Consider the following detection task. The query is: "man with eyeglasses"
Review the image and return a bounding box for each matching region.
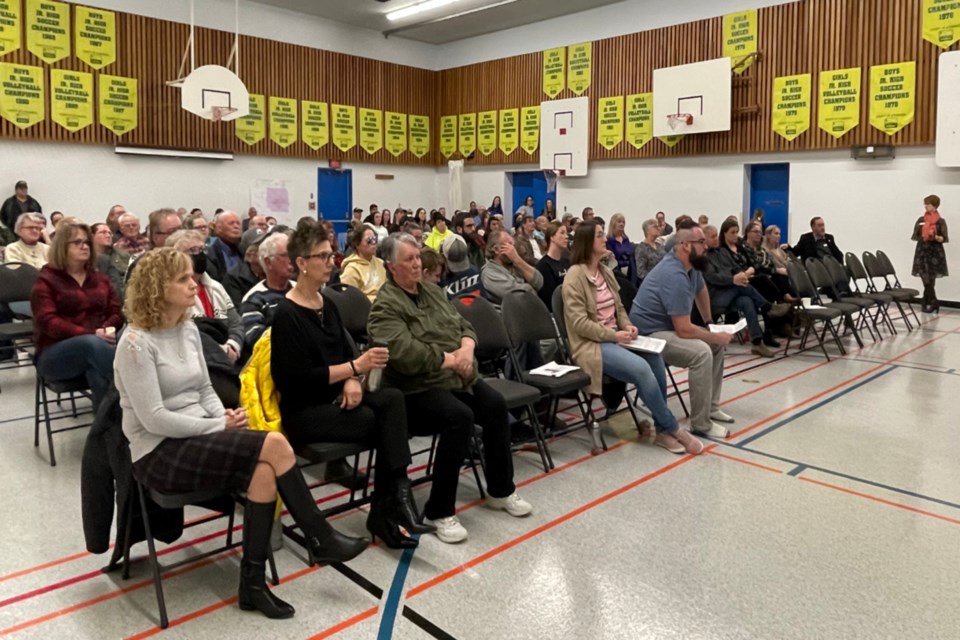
[123,208,183,286]
[629,221,735,439]
[113,213,151,257]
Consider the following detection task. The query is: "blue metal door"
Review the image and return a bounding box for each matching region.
[749,163,789,237]
[510,171,556,225]
[317,168,352,248]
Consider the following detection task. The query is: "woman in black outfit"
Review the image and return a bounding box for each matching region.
[912,194,949,313]
[536,220,570,308]
[271,220,434,548]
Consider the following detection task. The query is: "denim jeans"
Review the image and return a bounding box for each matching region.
[710,285,768,341]
[36,334,116,411]
[599,342,678,434]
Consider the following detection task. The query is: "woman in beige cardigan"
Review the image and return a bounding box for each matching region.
[561,222,702,455]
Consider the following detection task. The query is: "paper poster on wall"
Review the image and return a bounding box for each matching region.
[0,62,44,129]
[658,135,684,148]
[385,111,407,157]
[818,67,861,139]
[51,68,92,132]
[439,115,457,158]
[520,106,540,154]
[771,73,811,141]
[869,61,915,135]
[235,94,265,145]
[567,42,591,95]
[99,74,137,135]
[251,179,291,218]
[625,93,653,150]
[331,104,356,152]
[459,112,476,157]
[360,107,383,154]
[477,110,497,156]
[597,96,624,150]
[26,0,70,63]
[722,9,757,74]
[499,108,518,155]
[301,100,328,150]
[409,114,429,158]
[923,0,960,48]
[543,47,565,98]
[268,97,297,148]
[75,5,116,69]
[0,0,21,56]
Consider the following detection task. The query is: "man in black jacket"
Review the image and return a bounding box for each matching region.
[791,216,843,262]
[1,180,42,234]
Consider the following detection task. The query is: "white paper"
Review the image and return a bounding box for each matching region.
[803,302,828,309]
[709,318,748,334]
[529,362,580,377]
[622,336,667,354]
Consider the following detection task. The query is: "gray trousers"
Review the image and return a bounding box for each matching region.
[650,331,725,431]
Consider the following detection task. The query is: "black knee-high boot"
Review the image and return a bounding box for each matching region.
[275,468,368,565]
[392,476,436,534]
[239,501,295,619]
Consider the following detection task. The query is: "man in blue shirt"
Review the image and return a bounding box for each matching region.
[629,224,734,438]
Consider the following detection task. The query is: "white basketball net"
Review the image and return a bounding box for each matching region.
[544,170,559,192]
[211,106,238,122]
[666,113,693,131]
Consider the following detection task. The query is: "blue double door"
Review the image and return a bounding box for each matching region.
[510,171,556,224]
[748,163,790,238]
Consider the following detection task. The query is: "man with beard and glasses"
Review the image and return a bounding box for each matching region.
[452,210,485,269]
[629,222,734,439]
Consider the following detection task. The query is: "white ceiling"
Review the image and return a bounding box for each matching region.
[250,0,626,44]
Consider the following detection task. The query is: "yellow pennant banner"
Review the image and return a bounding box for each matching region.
[818,67,861,139]
[625,93,653,150]
[0,0,21,56]
[385,111,407,157]
[597,96,624,150]
[75,6,116,69]
[409,114,429,158]
[51,68,92,132]
[723,9,758,74]
[26,0,70,63]
[658,135,684,148]
[99,74,136,135]
[567,42,591,95]
[922,0,960,48]
[235,94,265,145]
[499,108,518,155]
[869,61,915,135]
[331,104,356,152]
[478,110,497,156]
[268,97,297,148]
[520,106,540,155]
[439,115,457,158]
[771,73,811,141]
[301,100,328,150]
[360,107,383,155]
[0,62,43,129]
[543,47,565,98]
[459,112,476,157]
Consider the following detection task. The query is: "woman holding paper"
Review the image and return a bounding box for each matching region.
[562,222,702,455]
[912,194,948,313]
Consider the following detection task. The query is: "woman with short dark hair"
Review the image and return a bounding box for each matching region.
[912,194,949,313]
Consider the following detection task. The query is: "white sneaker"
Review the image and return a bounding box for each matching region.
[427,516,468,544]
[692,422,729,438]
[486,492,533,517]
[710,410,735,423]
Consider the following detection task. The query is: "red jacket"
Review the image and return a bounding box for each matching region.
[31,265,123,357]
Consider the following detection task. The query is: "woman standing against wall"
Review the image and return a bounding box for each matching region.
[912,194,948,313]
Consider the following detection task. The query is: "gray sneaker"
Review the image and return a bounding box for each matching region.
[692,422,729,438]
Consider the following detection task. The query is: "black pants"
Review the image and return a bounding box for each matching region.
[404,378,515,519]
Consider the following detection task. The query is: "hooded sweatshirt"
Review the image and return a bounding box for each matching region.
[340,253,387,302]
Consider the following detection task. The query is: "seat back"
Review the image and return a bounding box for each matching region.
[323,283,371,344]
[861,251,883,279]
[0,262,41,305]
[844,252,874,293]
[803,258,835,301]
[452,294,511,359]
[875,250,901,287]
[501,289,558,345]
[822,256,850,289]
[786,260,816,299]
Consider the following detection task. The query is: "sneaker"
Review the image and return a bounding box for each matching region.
[768,302,792,318]
[427,516,468,544]
[673,430,704,455]
[486,492,533,517]
[692,422,729,438]
[710,410,735,423]
[751,342,776,358]
[654,432,685,454]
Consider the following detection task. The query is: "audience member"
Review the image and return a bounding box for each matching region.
[113,213,151,256]
[791,216,843,262]
[1,180,41,233]
[480,230,543,305]
[148,207,183,250]
[441,234,483,300]
[453,210,485,268]
[183,211,213,246]
[515,195,535,224]
[488,196,503,217]
[582,207,595,222]
[742,220,794,302]
[661,215,693,252]
[513,212,543,266]
[606,213,635,283]
[698,214,710,226]
[401,221,423,246]
[265,215,278,229]
[105,204,126,240]
[634,218,666,284]
[414,207,430,231]
[239,231,292,354]
[762,225,790,275]
[364,210,390,243]
[424,211,454,251]
[655,211,673,236]
[206,210,244,282]
[536,221,570,308]
[91,222,128,299]
[421,246,446,285]
[241,206,258,231]
[4,213,49,268]
[49,211,64,239]
[484,214,504,239]
[224,228,267,307]
[340,224,386,302]
[542,198,556,221]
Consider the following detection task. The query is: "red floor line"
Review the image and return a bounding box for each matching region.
[797,477,960,526]
[0,551,92,585]
[705,450,783,474]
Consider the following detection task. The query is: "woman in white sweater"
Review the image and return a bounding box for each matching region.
[114,248,367,621]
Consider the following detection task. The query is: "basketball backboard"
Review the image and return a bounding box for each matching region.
[936,51,960,167]
[652,57,732,137]
[540,96,589,176]
[181,65,250,122]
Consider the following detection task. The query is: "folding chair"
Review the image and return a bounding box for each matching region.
[804,258,872,346]
[847,252,914,332]
[34,373,94,466]
[323,283,371,346]
[862,251,921,327]
[823,255,896,336]
[0,262,40,374]
[785,261,845,360]
[876,250,921,296]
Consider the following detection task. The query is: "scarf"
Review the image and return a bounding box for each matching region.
[922,211,941,242]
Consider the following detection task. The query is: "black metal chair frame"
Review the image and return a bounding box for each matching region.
[0,262,40,377]
[804,258,873,347]
[34,373,94,466]
[784,261,845,360]
[822,255,897,336]
[862,251,921,328]
[847,252,914,332]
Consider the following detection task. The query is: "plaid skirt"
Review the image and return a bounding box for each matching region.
[133,429,268,495]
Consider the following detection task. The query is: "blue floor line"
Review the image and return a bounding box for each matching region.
[787,464,807,477]
[377,541,418,640]
[828,357,958,376]
[737,366,896,447]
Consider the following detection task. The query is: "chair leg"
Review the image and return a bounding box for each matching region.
[524,404,553,472]
[894,300,914,332]
[469,428,486,499]
[826,320,846,355]
[121,496,135,579]
[40,382,56,467]
[576,392,606,454]
[137,481,169,629]
[33,376,41,448]
[666,367,689,418]
[815,322,832,361]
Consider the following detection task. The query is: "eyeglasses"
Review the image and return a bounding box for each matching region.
[305,251,335,262]
[364,236,378,245]
[684,239,707,245]
[21,226,44,232]
[184,246,204,256]
[68,239,92,247]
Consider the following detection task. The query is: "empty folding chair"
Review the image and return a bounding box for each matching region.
[804,258,872,346]
[863,251,921,327]
[847,252,913,331]
[785,261,845,359]
[822,255,896,336]
[0,262,40,374]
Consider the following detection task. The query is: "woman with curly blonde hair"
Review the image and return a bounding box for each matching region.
[115,248,368,621]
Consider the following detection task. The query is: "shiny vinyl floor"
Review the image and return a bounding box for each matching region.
[1,309,958,639]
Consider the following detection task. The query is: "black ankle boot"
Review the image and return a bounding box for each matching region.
[367,495,418,549]
[238,501,295,619]
[393,477,436,535]
[275,468,369,565]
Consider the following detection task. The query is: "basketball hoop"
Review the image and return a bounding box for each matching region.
[666,113,694,131]
[544,169,561,192]
[211,105,238,122]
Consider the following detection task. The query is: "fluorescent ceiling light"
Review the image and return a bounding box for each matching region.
[115,146,234,161]
[386,0,460,22]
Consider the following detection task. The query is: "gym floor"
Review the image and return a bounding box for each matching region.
[1,308,956,639]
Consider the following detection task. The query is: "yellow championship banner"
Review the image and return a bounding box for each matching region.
[597,96,624,150]
[268,97,297,148]
[625,93,653,150]
[923,0,960,48]
[439,115,457,158]
[869,61,915,135]
[658,135,684,148]
[543,47,565,98]
[477,110,497,156]
[235,94,265,145]
[359,107,383,155]
[75,6,115,69]
[723,9,758,74]
[26,0,70,63]
[409,114,429,158]
[771,73,811,141]
[99,74,136,135]
[520,106,540,154]
[459,112,476,157]
[51,68,92,132]
[0,0,21,56]
[385,111,407,157]
[499,108,518,155]
[567,42,591,95]
[301,100,328,150]
[818,67,861,139]
[0,62,43,128]
[331,104,356,152]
